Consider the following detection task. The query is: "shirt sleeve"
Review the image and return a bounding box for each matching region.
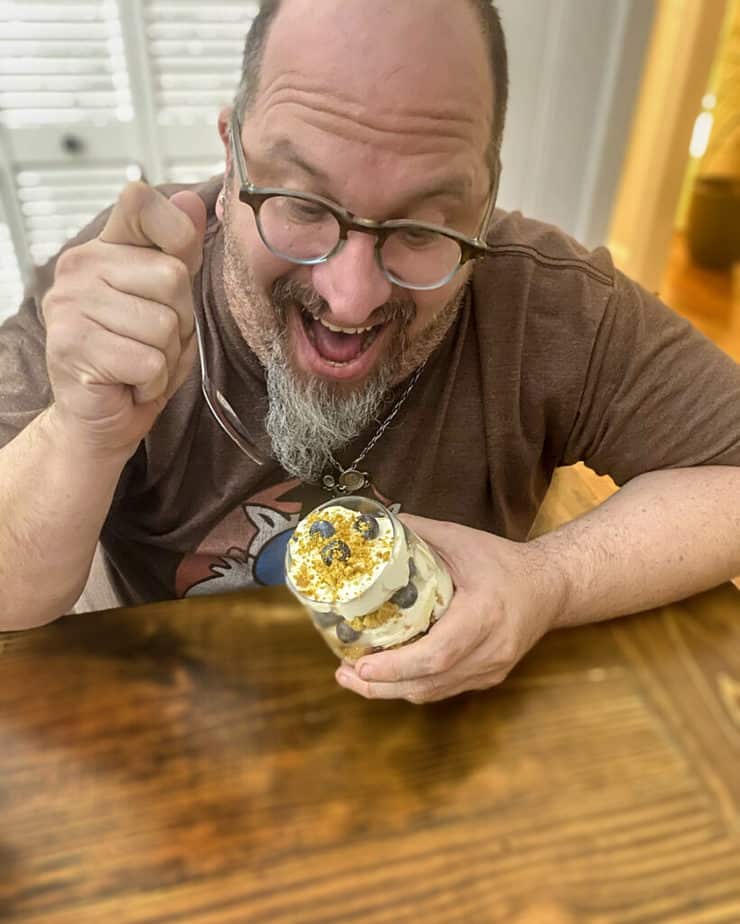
[0,288,52,449]
[562,269,740,484]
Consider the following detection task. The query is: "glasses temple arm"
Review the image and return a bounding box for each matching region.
[230,109,250,187]
[192,306,265,466]
[474,153,502,246]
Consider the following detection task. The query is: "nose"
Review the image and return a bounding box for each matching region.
[310,230,393,326]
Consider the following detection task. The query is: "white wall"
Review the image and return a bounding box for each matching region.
[496,0,656,248]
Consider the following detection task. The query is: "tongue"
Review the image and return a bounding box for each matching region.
[311,319,365,363]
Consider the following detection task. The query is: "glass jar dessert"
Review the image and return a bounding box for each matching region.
[285,496,454,662]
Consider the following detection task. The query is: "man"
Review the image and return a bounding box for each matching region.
[1,0,739,703]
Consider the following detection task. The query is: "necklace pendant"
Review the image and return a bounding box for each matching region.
[337,469,369,493]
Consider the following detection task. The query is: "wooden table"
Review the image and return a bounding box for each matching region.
[2,467,740,924]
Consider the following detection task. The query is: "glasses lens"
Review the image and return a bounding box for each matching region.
[380,227,462,288]
[257,195,341,262]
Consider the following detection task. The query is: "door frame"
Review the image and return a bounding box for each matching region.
[607,0,729,293]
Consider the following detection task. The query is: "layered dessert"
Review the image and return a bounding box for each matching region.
[285,496,453,661]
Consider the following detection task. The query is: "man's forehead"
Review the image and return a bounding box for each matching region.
[254,0,494,139]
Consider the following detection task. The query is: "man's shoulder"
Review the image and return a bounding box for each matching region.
[476,209,616,293]
[469,210,620,363]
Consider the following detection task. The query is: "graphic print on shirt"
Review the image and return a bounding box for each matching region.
[175,479,398,598]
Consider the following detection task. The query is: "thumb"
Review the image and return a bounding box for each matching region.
[100,182,206,276]
[168,190,208,274]
[398,512,465,570]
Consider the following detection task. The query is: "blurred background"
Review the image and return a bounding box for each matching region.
[1,0,738,350]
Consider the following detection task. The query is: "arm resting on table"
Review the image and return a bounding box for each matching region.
[530,466,740,628]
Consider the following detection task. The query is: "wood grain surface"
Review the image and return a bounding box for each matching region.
[661,232,740,363]
[1,466,739,924]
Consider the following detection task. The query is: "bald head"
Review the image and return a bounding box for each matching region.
[234,0,508,167]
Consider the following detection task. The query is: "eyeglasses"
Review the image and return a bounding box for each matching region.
[194,114,501,465]
[192,305,265,465]
[229,110,499,291]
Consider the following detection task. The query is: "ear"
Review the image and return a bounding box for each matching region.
[215,186,226,222]
[216,106,234,222]
[217,106,233,171]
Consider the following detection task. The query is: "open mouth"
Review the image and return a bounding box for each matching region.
[300,308,385,364]
[289,304,392,381]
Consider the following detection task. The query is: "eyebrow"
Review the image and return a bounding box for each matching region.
[259,138,473,213]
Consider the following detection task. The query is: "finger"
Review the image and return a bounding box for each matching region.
[77,290,181,393]
[100,183,206,277]
[335,663,422,701]
[169,189,208,251]
[95,245,195,341]
[164,333,197,400]
[336,663,489,703]
[82,288,182,374]
[398,512,467,572]
[353,592,478,683]
[70,326,170,404]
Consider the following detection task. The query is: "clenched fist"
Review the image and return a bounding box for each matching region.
[42,182,207,458]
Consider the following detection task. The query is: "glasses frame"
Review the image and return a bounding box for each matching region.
[193,113,502,465]
[229,110,499,291]
[192,306,265,464]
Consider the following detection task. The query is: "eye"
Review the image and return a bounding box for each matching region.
[396,227,441,249]
[284,198,330,223]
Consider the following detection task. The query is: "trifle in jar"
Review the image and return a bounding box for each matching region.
[285,496,453,662]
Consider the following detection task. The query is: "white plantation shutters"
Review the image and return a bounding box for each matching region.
[15,164,137,266]
[144,0,257,181]
[0,1,134,130]
[146,2,256,113]
[0,0,257,320]
[0,1,658,322]
[0,202,25,313]
[0,0,138,298]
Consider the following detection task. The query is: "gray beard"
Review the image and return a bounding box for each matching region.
[221,187,466,483]
[263,338,395,482]
[257,276,414,483]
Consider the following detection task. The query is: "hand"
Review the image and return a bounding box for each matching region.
[42,182,207,459]
[335,513,566,703]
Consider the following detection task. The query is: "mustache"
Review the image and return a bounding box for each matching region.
[270,277,416,329]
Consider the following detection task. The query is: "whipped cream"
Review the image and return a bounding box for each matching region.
[348,538,454,649]
[287,505,400,609]
[285,498,453,660]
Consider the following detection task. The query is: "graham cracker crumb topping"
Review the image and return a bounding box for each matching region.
[288,506,393,603]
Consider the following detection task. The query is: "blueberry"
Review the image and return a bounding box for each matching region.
[309,519,335,539]
[354,513,379,540]
[336,620,362,643]
[391,581,418,609]
[313,610,341,629]
[320,539,351,566]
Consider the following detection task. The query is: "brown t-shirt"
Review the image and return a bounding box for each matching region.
[2,175,740,611]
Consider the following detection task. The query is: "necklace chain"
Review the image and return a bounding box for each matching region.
[323,361,426,494]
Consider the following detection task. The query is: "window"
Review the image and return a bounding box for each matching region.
[0,0,257,319]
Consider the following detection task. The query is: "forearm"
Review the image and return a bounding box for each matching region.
[0,406,129,629]
[529,466,740,629]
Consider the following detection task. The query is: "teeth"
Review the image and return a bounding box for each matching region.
[318,318,377,335]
